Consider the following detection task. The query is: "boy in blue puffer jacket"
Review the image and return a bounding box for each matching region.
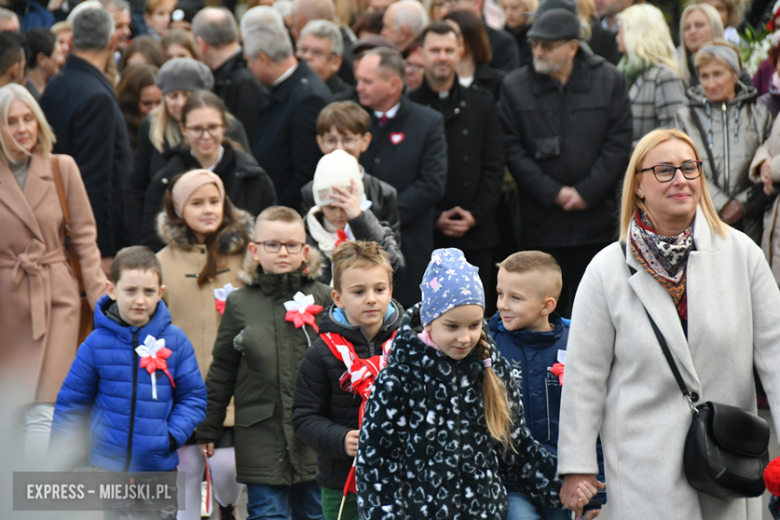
[490,251,606,520]
[51,246,206,515]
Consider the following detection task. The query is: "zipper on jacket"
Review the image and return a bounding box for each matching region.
[722,103,730,197]
[545,375,551,441]
[125,330,140,472]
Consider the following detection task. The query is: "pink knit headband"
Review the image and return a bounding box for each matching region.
[172,170,225,217]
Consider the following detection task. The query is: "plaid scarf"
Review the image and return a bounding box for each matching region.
[629,211,694,319]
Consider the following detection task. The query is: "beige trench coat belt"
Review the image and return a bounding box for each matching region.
[0,240,67,340]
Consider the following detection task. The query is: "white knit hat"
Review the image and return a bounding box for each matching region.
[312,150,364,207]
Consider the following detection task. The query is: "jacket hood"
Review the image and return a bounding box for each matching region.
[94,294,172,342]
[686,81,758,107]
[157,204,253,253]
[488,312,568,349]
[238,246,324,287]
[388,303,499,382]
[319,299,404,346]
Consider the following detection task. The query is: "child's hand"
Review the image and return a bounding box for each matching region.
[200,443,215,458]
[330,180,363,220]
[345,430,359,457]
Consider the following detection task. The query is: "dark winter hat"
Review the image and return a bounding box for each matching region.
[172,0,206,25]
[529,0,577,16]
[352,34,396,56]
[156,57,214,94]
[527,8,580,41]
[420,248,484,327]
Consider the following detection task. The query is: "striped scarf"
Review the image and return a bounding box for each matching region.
[629,211,694,319]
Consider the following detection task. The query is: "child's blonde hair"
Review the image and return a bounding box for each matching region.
[476,331,515,451]
[331,241,393,292]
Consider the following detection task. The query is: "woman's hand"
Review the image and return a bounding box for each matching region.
[329,180,363,220]
[561,474,604,519]
[760,161,776,196]
[719,199,743,225]
[200,443,215,458]
[345,430,359,457]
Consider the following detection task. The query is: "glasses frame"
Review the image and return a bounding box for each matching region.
[184,123,225,138]
[640,160,703,183]
[252,240,305,253]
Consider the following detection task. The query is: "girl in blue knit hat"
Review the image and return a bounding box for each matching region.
[355,248,599,520]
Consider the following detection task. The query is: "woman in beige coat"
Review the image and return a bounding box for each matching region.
[748,115,780,285]
[155,169,253,520]
[557,129,780,520]
[0,84,105,458]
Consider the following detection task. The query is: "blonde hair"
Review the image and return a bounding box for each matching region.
[677,3,724,85]
[149,101,183,153]
[694,0,747,28]
[475,331,515,451]
[0,84,56,160]
[499,251,563,300]
[331,240,393,292]
[618,3,680,75]
[577,0,596,41]
[619,129,727,241]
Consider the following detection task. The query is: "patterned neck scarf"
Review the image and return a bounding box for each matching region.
[629,211,695,319]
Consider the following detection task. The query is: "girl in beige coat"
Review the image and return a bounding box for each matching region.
[0,85,106,459]
[557,129,780,520]
[155,170,253,520]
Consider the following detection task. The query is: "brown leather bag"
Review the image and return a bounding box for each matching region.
[50,155,93,345]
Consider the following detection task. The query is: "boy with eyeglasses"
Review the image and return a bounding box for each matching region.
[196,206,332,520]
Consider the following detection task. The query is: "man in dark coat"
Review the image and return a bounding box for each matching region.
[499,7,632,317]
[356,48,448,308]
[244,20,332,209]
[409,22,504,290]
[192,6,266,140]
[41,5,131,260]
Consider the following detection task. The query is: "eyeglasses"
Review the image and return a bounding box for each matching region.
[296,46,334,59]
[405,63,424,73]
[640,161,703,182]
[322,135,361,147]
[185,124,224,138]
[528,39,573,52]
[252,240,305,253]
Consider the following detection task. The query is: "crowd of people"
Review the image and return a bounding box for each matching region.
[4,0,780,518]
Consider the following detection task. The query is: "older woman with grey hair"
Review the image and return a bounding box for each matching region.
[676,3,724,86]
[674,40,773,242]
[0,84,106,462]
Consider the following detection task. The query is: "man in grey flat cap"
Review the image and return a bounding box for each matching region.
[499,6,632,318]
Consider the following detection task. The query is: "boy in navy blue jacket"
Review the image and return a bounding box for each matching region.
[490,251,605,520]
[50,246,207,518]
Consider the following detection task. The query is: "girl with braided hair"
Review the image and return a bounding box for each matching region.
[355,248,599,519]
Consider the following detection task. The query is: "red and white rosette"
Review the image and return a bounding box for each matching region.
[135,335,176,400]
[214,283,237,314]
[283,291,323,346]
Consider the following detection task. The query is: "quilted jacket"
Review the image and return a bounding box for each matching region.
[355,304,562,520]
[50,295,207,472]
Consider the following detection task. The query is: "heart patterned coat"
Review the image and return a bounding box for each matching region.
[356,305,562,519]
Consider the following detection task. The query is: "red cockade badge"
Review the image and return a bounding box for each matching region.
[214,283,237,314]
[135,335,176,400]
[551,363,564,385]
[284,292,323,346]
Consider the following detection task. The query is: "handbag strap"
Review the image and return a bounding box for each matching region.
[621,242,697,411]
[50,155,87,294]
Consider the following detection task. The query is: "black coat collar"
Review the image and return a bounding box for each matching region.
[62,54,114,93]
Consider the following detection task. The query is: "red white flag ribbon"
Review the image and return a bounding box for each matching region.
[135,335,176,400]
[283,292,323,346]
[214,283,237,314]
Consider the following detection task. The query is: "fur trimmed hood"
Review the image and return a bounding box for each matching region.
[238,246,324,286]
[156,206,253,255]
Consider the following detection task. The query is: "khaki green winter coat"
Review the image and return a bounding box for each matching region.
[197,249,332,485]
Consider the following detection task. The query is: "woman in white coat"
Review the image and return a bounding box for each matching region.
[556,128,780,520]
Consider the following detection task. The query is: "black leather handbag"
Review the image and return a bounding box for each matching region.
[643,301,770,499]
[624,248,770,499]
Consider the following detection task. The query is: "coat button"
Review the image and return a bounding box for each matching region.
[460,101,466,107]
[454,108,460,114]
[463,156,469,162]
[301,78,308,85]
[462,129,468,135]
[690,392,699,402]
[278,457,284,462]
[464,182,470,188]
[374,158,381,164]
[162,178,168,184]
